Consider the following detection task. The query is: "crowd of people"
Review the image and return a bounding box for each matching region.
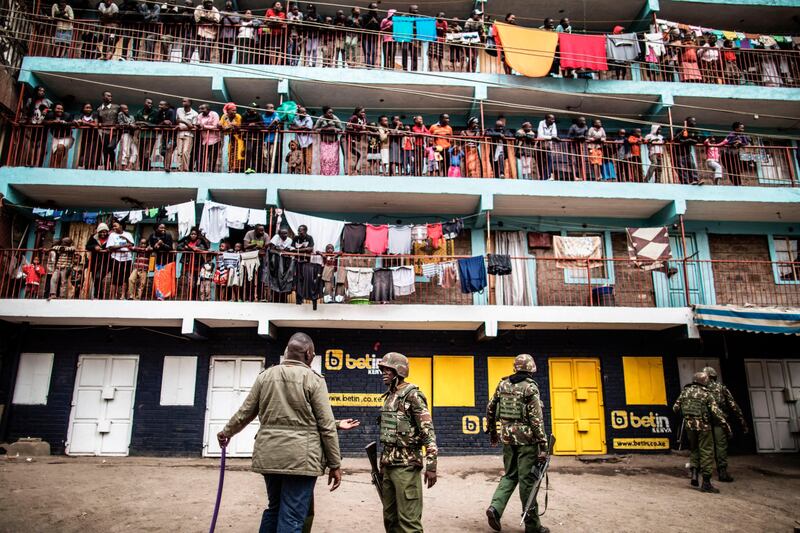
[41,0,800,84]
[16,222,340,305]
[20,87,763,184]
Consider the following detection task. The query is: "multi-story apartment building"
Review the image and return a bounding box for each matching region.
[0,0,798,459]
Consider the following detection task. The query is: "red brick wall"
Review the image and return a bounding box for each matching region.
[708,234,800,307]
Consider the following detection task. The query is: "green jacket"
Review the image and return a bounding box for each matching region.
[222,360,341,477]
[486,374,547,449]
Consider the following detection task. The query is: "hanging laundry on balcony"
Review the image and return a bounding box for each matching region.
[493,22,558,77]
[296,262,324,307]
[285,210,345,253]
[442,219,463,240]
[388,225,413,255]
[605,32,639,63]
[458,256,487,294]
[199,201,229,243]
[165,200,196,238]
[439,262,459,288]
[342,223,367,254]
[411,224,428,243]
[153,262,176,300]
[553,236,603,269]
[426,223,444,245]
[346,267,374,298]
[415,18,437,42]
[393,16,416,43]
[694,305,800,335]
[128,210,143,224]
[247,209,267,227]
[113,210,130,221]
[371,269,395,302]
[82,211,99,224]
[268,251,295,294]
[625,227,672,271]
[487,254,513,276]
[225,205,250,230]
[558,33,608,71]
[392,266,416,296]
[365,224,390,254]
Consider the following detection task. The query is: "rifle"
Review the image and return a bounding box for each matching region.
[677,418,686,451]
[365,441,384,505]
[521,433,556,526]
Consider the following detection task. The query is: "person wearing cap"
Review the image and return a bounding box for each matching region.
[673,371,731,493]
[377,352,437,532]
[485,354,549,533]
[702,366,749,482]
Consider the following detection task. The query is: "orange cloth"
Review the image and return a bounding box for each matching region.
[493,22,558,77]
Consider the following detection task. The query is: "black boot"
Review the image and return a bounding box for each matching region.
[690,467,699,487]
[718,467,734,482]
[485,506,501,532]
[700,475,719,493]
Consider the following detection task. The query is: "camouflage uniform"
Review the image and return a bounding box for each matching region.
[672,373,731,492]
[704,367,748,479]
[379,353,437,533]
[486,354,548,533]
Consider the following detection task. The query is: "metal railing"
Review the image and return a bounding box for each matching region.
[2,248,798,308]
[7,124,797,186]
[18,16,800,87]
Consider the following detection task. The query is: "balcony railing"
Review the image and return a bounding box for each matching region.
[7,124,797,186]
[2,248,798,309]
[18,16,800,87]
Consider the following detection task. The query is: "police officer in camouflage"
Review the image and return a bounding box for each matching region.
[377,352,438,533]
[702,366,749,482]
[672,371,731,493]
[485,354,549,533]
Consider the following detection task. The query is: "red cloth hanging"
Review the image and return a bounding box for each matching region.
[558,33,608,71]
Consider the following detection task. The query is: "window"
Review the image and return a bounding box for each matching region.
[771,236,800,282]
[160,356,198,406]
[432,356,474,407]
[622,357,666,405]
[12,353,54,405]
[562,231,615,285]
[487,357,516,397]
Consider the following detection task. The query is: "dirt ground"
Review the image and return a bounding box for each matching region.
[1,453,799,533]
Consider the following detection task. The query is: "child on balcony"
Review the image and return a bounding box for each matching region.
[448,144,463,177]
[22,256,46,299]
[69,253,85,299]
[117,104,138,171]
[704,136,729,185]
[286,139,304,174]
[128,238,150,300]
[319,244,345,303]
[198,259,214,301]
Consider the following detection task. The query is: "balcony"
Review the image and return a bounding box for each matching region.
[20,17,800,88]
[2,248,798,309]
[7,124,798,187]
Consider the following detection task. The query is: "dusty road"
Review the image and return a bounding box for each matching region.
[1,453,798,533]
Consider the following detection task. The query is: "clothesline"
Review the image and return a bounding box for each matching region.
[654,18,798,46]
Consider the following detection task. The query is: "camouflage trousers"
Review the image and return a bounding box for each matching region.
[712,426,728,470]
[382,465,423,533]
[687,429,715,477]
[490,444,542,532]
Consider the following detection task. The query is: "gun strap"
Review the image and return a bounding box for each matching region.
[538,472,549,516]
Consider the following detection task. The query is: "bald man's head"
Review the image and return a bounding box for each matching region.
[285,332,315,365]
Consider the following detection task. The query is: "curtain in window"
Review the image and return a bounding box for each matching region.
[493,231,531,306]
